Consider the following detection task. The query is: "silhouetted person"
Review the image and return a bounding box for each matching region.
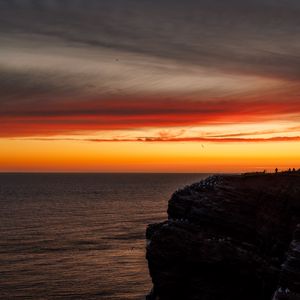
[275,168,278,174]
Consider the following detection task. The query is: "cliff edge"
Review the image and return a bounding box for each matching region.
[146,173,300,300]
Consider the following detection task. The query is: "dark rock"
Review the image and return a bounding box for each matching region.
[273,225,300,299]
[146,174,300,300]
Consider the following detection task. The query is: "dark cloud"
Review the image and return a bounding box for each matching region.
[17,136,300,144]
[0,67,83,102]
[0,0,299,80]
[87,136,300,143]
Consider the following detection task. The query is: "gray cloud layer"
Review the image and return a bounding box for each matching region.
[1,0,299,79]
[0,0,300,136]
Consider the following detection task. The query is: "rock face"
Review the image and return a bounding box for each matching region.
[146,173,300,300]
[273,225,300,300]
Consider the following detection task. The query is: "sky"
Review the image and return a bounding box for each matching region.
[0,0,300,172]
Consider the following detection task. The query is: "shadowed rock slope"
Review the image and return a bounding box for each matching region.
[146,173,300,300]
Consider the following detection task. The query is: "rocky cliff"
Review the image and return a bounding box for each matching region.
[146,173,300,300]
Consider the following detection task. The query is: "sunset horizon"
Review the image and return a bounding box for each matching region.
[1,1,300,173]
[1,1,300,299]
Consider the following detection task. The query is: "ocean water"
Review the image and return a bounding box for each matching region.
[0,173,209,299]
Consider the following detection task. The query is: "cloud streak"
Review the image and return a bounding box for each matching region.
[17,136,300,144]
[89,136,300,143]
[1,98,300,137]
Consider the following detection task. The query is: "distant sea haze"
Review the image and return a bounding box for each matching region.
[0,173,209,299]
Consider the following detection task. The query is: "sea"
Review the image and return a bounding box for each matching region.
[0,173,209,299]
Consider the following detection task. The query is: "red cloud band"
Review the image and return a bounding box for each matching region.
[1,98,300,137]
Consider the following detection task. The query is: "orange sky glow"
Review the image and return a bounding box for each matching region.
[1,1,299,172]
[1,132,300,173]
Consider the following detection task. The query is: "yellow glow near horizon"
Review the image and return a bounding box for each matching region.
[1,138,300,173]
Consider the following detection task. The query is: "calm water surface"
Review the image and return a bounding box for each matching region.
[0,173,209,299]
